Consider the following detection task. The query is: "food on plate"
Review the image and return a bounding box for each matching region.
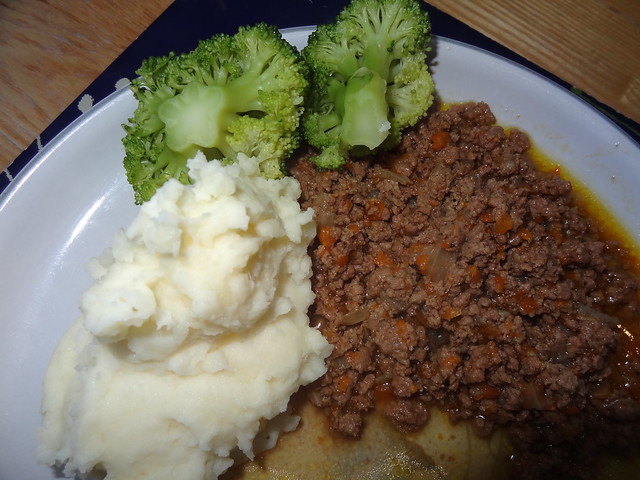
[289,101,640,479]
[122,23,308,204]
[36,0,640,478]
[37,153,332,480]
[301,0,435,170]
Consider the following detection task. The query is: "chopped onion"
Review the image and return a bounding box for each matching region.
[520,381,552,410]
[377,168,412,185]
[338,306,370,326]
[420,244,456,282]
[315,211,336,227]
[311,314,329,329]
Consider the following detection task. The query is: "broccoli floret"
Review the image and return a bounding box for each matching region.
[122,23,308,204]
[301,0,435,170]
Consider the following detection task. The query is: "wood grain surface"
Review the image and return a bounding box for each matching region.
[0,0,173,171]
[427,0,640,125]
[1,0,638,173]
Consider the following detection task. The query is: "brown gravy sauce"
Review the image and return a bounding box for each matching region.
[531,145,640,402]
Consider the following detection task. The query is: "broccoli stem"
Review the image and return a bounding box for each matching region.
[158,79,259,159]
[341,68,390,150]
[158,82,228,153]
[362,43,391,79]
[225,75,263,113]
[158,147,190,180]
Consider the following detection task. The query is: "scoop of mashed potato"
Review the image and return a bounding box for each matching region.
[37,153,332,480]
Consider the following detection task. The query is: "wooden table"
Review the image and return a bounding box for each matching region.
[428,0,640,126]
[1,0,638,172]
[0,0,173,171]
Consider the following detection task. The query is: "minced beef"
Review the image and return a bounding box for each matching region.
[289,102,640,479]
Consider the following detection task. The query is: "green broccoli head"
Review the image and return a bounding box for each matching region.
[301,0,435,170]
[122,23,308,204]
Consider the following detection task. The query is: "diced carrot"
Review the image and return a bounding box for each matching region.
[495,212,513,235]
[432,130,450,152]
[337,196,352,212]
[388,153,414,177]
[442,306,462,320]
[552,299,570,310]
[547,225,565,244]
[374,250,394,267]
[493,275,505,294]
[441,352,462,369]
[468,264,481,283]
[318,225,340,249]
[335,254,350,267]
[515,289,537,315]
[483,385,500,399]
[518,228,533,242]
[479,212,493,223]
[365,197,386,220]
[502,318,523,340]
[470,384,500,401]
[415,253,430,275]
[477,323,501,339]
[336,374,352,393]
[374,383,394,406]
[344,351,361,366]
[395,319,409,336]
[408,243,424,254]
[421,281,435,293]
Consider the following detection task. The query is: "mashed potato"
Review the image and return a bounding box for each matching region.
[37,153,332,480]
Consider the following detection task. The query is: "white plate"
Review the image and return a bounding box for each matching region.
[1,26,639,480]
